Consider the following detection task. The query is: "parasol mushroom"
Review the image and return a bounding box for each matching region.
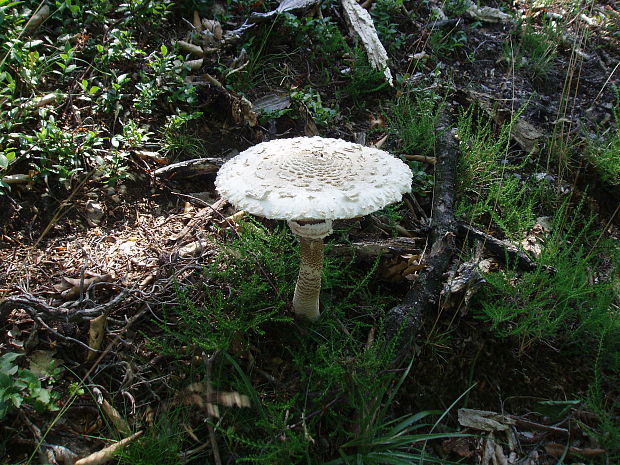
[215,136,412,321]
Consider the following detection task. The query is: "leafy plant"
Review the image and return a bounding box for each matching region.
[0,352,60,419]
[282,13,348,68]
[291,86,338,126]
[154,219,295,355]
[429,28,468,58]
[504,17,559,81]
[587,87,620,186]
[375,202,405,236]
[325,361,469,465]
[391,87,444,156]
[116,412,185,465]
[455,105,536,232]
[582,334,620,462]
[475,200,618,352]
[407,160,434,196]
[160,111,206,159]
[444,0,470,18]
[134,44,197,114]
[345,47,390,102]
[370,0,412,55]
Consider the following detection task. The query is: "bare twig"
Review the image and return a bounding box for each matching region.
[0,289,130,323]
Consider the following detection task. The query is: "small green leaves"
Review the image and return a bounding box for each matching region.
[0,352,21,375]
[0,352,60,419]
[0,151,13,170]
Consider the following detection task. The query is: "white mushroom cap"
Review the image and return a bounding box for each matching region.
[215,136,413,221]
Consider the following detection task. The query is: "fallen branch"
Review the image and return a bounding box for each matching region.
[23,4,51,35]
[330,237,421,257]
[0,290,130,323]
[74,431,143,465]
[169,197,227,244]
[153,158,225,179]
[404,154,436,165]
[385,112,459,346]
[457,223,540,271]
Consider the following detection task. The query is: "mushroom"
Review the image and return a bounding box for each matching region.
[215,136,413,321]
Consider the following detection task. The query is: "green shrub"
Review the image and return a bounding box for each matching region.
[154,219,296,355]
[0,352,60,419]
[587,87,620,186]
[391,88,444,156]
[475,201,619,353]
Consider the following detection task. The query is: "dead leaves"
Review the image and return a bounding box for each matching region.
[53,273,112,301]
[452,408,609,464]
[183,382,251,418]
[173,13,259,128]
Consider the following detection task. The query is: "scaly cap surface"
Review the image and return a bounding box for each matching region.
[215,136,413,220]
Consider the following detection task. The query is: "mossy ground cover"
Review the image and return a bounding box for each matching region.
[0,0,619,463]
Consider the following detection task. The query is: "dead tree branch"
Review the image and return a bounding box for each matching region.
[385,111,459,347]
[0,290,130,323]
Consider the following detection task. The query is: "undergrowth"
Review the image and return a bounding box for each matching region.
[139,218,464,464]
[152,220,296,355]
[391,87,444,156]
[587,86,620,186]
[475,199,619,353]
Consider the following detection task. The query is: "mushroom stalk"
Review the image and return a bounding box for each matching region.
[292,236,324,320]
[288,220,333,321]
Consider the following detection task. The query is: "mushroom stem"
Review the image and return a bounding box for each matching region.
[288,219,333,321]
[292,236,324,321]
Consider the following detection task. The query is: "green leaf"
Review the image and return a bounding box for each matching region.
[0,372,13,389]
[0,352,21,375]
[10,393,23,408]
[31,387,50,404]
[18,369,40,388]
[160,44,168,56]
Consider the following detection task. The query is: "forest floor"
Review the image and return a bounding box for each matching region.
[0,0,619,464]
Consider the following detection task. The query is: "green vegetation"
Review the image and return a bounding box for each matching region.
[391,87,444,156]
[0,352,60,419]
[454,106,547,239]
[1,0,619,463]
[370,0,412,55]
[117,414,185,465]
[503,17,560,81]
[345,48,390,103]
[154,220,296,355]
[476,201,619,351]
[136,218,462,464]
[587,87,620,186]
[0,0,200,192]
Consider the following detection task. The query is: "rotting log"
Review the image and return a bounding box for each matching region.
[385,111,459,347]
